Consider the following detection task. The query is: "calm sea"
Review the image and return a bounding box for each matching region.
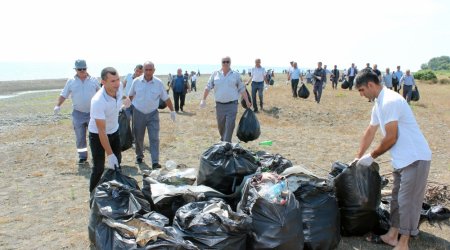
[0,62,291,81]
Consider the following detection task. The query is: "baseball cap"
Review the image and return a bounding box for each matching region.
[74,59,87,69]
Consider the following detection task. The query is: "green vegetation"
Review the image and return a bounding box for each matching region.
[421,56,450,70]
[414,70,437,80]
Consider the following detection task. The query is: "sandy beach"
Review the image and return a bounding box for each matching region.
[0,74,449,249]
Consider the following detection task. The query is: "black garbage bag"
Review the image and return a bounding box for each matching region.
[298,84,310,99]
[174,198,251,249]
[286,173,341,250]
[96,214,199,250]
[240,88,251,109]
[237,109,261,143]
[420,203,450,226]
[198,142,259,195]
[237,176,304,249]
[147,182,226,225]
[89,170,153,244]
[119,110,132,151]
[373,201,391,235]
[411,86,420,101]
[158,99,167,109]
[330,161,382,236]
[341,80,349,89]
[255,151,293,174]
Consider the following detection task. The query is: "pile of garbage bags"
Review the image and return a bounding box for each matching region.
[89,142,450,250]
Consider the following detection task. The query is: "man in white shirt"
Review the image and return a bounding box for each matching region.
[200,56,252,142]
[247,58,267,112]
[191,72,197,92]
[128,61,176,169]
[354,69,431,250]
[288,62,303,97]
[54,59,100,165]
[88,67,130,192]
[122,64,143,117]
[399,69,416,104]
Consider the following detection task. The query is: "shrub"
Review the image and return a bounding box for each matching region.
[414,70,437,80]
[439,78,450,84]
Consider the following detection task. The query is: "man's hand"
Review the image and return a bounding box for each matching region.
[349,158,359,166]
[200,100,206,109]
[123,97,131,109]
[170,111,176,122]
[357,154,374,167]
[54,106,61,115]
[245,100,252,109]
[107,154,119,170]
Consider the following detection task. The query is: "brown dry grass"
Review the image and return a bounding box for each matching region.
[0,73,449,249]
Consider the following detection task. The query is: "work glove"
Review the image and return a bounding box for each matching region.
[107,154,119,170]
[199,99,206,109]
[170,111,176,122]
[357,153,374,167]
[54,106,61,115]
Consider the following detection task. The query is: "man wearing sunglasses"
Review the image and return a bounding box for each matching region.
[54,59,100,165]
[200,56,252,142]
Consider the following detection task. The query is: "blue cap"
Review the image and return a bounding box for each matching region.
[74,59,87,69]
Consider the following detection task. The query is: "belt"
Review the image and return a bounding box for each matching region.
[216,100,238,105]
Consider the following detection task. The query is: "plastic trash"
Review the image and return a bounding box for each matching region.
[255,151,292,174]
[259,140,272,146]
[165,160,177,171]
[237,174,304,249]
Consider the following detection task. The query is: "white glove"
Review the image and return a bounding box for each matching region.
[357,153,374,167]
[107,154,119,170]
[54,106,61,115]
[123,98,131,109]
[200,100,206,109]
[170,111,176,122]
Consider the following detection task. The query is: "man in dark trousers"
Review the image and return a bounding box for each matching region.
[171,68,190,112]
[331,65,340,89]
[313,62,326,103]
[347,63,358,90]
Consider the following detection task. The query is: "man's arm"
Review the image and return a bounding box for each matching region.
[95,119,113,156]
[56,96,66,107]
[370,121,398,159]
[357,124,378,158]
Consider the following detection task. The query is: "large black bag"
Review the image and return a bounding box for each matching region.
[298,84,310,99]
[197,142,259,195]
[237,109,261,143]
[95,214,199,250]
[255,151,293,174]
[237,177,304,249]
[411,86,420,101]
[174,199,251,249]
[288,174,340,250]
[341,80,349,89]
[118,110,132,151]
[330,162,381,236]
[89,170,153,244]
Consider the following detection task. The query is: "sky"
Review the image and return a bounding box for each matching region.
[1,0,449,71]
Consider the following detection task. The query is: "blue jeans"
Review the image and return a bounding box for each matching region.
[72,110,90,160]
[313,82,323,103]
[251,81,264,111]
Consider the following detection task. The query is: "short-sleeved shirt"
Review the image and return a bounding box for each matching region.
[251,67,266,82]
[60,75,100,113]
[383,73,393,88]
[399,75,416,86]
[370,87,431,169]
[191,75,197,82]
[205,70,245,103]
[128,76,169,114]
[88,85,123,134]
[290,68,301,80]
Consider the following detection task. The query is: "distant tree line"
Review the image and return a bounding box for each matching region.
[420,56,450,70]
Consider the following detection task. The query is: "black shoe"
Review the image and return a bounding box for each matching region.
[136,158,143,164]
[152,163,162,169]
[78,158,87,165]
[254,109,259,113]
